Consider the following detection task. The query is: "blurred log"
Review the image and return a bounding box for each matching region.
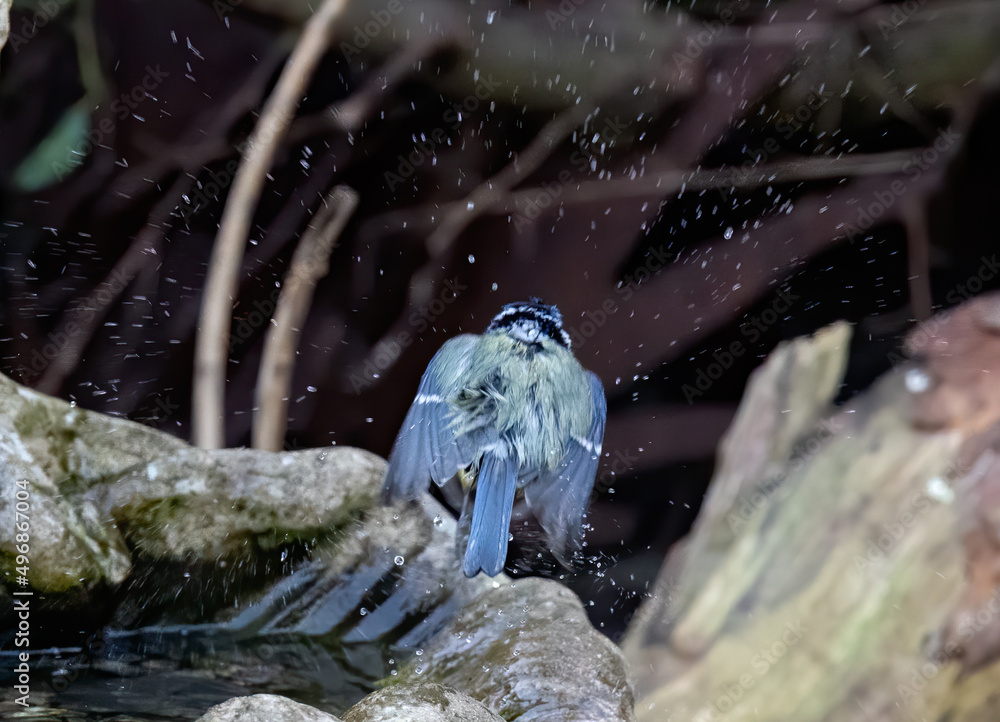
[622,293,1000,721]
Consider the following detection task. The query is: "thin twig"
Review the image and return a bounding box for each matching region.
[193,0,349,449]
[252,185,359,452]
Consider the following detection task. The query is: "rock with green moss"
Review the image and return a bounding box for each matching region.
[0,371,384,598]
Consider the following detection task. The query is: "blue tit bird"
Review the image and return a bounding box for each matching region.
[382,298,607,577]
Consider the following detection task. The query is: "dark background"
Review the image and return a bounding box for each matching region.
[3,0,1000,638]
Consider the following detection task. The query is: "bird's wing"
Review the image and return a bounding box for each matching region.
[383,335,480,502]
[524,371,606,562]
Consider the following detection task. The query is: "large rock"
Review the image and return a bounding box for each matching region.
[393,577,636,721]
[0,371,383,597]
[198,693,343,721]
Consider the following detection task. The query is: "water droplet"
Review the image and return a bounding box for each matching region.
[468,254,476,263]
[926,477,954,504]
[394,555,405,566]
[905,368,930,394]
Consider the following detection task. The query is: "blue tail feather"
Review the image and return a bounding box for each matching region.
[463,452,517,577]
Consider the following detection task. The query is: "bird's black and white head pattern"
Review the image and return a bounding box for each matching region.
[486,298,572,349]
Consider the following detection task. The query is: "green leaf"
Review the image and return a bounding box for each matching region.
[13,102,92,192]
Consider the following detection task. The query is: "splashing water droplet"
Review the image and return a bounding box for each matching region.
[905,368,930,394]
